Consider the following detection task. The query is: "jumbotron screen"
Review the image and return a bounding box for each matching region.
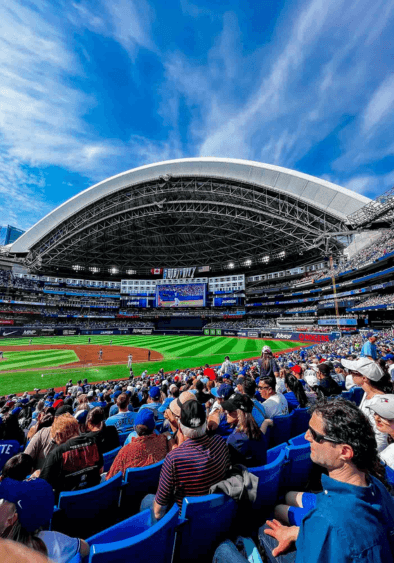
[156,283,206,308]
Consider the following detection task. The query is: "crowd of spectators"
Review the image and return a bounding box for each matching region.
[350,293,394,308]
[1,331,394,561]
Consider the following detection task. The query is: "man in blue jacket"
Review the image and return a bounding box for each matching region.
[260,398,394,563]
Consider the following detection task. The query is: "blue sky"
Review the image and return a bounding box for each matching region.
[1,0,394,231]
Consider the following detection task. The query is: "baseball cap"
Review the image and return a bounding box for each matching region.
[180,399,206,429]
[149,386,161,400]
[135,409,156,431]
[235,376,245,386]
[0,478,54,532]
[169,391,197,417]
[262,345,272,353]
[341,358,384,381]
[217,383,233,399]
[291,365,302,375]
[367,395,394,420]
[221,393,254,414]
[55,405,73,416]
[75,410,88,423]
[383,354,394,361]
[87,390,94,397]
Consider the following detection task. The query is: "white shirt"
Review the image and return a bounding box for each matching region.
[38,531,79,563]
[275,378,286,394]
[359,393,388,453]
[379,443,394,469]
[388,364,394,382]
[345,374,357,390]
[263,393,289,418]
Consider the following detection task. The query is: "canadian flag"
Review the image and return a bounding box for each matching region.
[151,268,163,275]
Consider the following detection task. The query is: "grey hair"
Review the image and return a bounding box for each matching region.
[179,421,207,439]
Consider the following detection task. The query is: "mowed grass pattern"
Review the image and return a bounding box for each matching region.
[0,334,303,395]
[0,350,79,372]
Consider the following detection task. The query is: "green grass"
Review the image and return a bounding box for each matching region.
[0,334,303,395]
[0,350,79,372]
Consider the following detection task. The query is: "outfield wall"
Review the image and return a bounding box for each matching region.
[0,326,343,340]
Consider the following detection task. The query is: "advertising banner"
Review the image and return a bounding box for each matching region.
[204,329,210,335]
[0,320,14,325]
[216,329,222,335]
[247,331,259,338]
[131,328,153,335]
[213,297,241,306]
[271,331,340,342]
[0,328,40,337]
[318,318,357,326]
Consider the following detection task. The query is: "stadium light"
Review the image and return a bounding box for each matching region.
[261,256,270,263]
[245,259,252,266]
[126,269,136,275]
[279,251,286,259]
[109,267,118,274]
[72,265,83,271]
[228,262,235,269]
[89,266,100,273]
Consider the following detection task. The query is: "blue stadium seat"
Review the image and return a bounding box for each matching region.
[340,391,353,401]
[175,493,238,562]
[249,448,287,512]
[79,504,179,563]
[385,465,394,487]
[270,412,294,447]
[121,459,164,517]
[282,443,312,491]
[103,446,121,473]
[351,387,364,406]
[0,440,20,473]
[50,472,123,539]
[288,433,308,446]
[117,431,131,447]
[291,408,310,438]
[266,442,287,465]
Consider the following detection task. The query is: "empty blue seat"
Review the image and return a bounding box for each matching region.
[121,459,164,516]
[103,446,121,473]
[249,448,286,512]
[80,504,179,563]
[50,472,123,539]
[282,443,312,491]
[270,412,294,447]
[341,391,353,401]
[175,493,238,562]
[291,408,310,438]
[266,442,287,464]
[0,440,20,473]
[288,433,308,446]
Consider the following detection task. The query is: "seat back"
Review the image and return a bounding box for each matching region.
[122,459,164,516]
[249,448,286,511]
[282,443,312,490]
[52,472,123,538]
[291,408,310,438]
[118,432,131,447]
[351,387,364,406]
[270,412,294,447]
[103,446,121,473]
[385,465,394,487]
[288,433,308,447]
[176,493,238,562]
[0,440,20,473]
[266,442,287,465]
[341,391,353,401]
[87,504,179,563]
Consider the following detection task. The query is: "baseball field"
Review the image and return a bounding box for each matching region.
[0,334,302,395]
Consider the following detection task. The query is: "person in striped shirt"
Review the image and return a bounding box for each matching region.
[153,399,230,520]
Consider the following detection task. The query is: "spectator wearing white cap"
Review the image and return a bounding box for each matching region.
[342,357,392,453]
[368,395,394,469]
[258,346,279,380]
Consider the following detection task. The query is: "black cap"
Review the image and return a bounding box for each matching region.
[221,393,254,414]
[180,399,206,429]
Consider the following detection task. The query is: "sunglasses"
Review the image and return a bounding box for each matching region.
[307,424,342,444]
[373,412,394,424]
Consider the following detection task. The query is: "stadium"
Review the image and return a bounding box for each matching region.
[1,157,394,561]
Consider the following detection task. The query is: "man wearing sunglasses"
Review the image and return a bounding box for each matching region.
[259,399,394,563]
